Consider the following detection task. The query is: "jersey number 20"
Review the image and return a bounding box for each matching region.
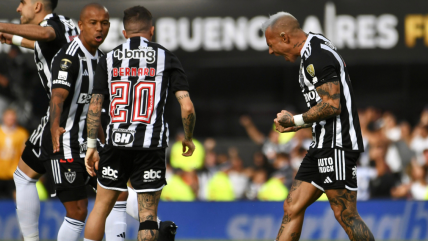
[110,81,156,124]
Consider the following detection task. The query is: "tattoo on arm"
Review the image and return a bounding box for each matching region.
[176,93,189,101]
[182,113,196,141]
[303,80,341,123]
[87,94,104,139]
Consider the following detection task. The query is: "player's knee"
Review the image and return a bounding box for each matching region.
[65,200,88,221]
[283,199,302,216]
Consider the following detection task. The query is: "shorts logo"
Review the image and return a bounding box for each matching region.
[352,166,357,179]
[65,169,76,183]
[318,157,334,173]
[102,166,118,180]
[112,131,135,146]
[143,169,161,182]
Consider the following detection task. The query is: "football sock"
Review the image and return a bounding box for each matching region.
[13,167,40,241]
[105,201,127,241]
[57,217,84,241]
[126,187,139,221]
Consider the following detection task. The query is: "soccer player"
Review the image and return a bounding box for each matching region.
[47,3,120,241]
[262,13,375,241]
[83,5,196,241]
[0,1,78,240]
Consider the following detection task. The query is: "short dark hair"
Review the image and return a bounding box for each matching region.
[123,6,153,33]
[40,0,58,11]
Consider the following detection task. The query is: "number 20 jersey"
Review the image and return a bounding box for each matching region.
[92,36,190,149]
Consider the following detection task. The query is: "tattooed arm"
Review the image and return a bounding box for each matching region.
[276,80,341,128]
[50,88,69,153]
[175,90,196,156]
[85,94,104,177]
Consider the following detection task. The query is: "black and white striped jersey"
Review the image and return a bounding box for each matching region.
[26,13,78,158]
[92,36,190,149]
[50,37,104,159]
[299,32,364,152]
[34,13,79,99]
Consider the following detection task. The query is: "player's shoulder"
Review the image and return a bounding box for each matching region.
[44,14,77,29]
[302,33,339,66]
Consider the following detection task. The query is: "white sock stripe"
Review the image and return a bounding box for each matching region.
[342,150,346,180]
[65,217,85,226]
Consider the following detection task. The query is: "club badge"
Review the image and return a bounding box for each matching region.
[306,64,315,77]
[65,169,76,183]
[60,59,72,71]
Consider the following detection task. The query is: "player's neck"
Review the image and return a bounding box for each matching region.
[78,36,97,56]
[33,11,52,25]
[296,32,308,55]
[127,33,152,41]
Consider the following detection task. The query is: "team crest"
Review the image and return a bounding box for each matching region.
[306,64,315,77]
[65,169,76,183]
[60,59,72,71]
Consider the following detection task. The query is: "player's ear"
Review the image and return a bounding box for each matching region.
[78,20,83,32]
[122,30,128,39]
[150,26,155,37]
[280,32,289,44]
[34,1,42,13]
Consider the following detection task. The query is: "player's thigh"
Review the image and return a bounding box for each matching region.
[325,189,358,220]
[97,146,131,192]
[285,180,323,213]
[93,182,121,213]
[129,148,166,193]
[19,145,48,179]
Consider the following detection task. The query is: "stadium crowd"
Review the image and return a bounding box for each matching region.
[0,44,428,202]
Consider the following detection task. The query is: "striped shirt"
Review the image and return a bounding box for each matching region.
[27,13,78,157]
[92,36,190,149]
[50,37,103,159]
[299,33,364,152]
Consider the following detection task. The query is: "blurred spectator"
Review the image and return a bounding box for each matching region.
[410,125,428,155]
[0,108,28,199]
[226,149,250,199]
[391,162,428,200]
[245,169,267,200]
[271,153,294,189]
[170,132,205,171]
[207,171,235,201]
[257,176,288,201]
[161,170,197,201]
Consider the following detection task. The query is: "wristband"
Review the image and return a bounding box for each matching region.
[293,114,305,126]
[12,35,23,46]
[87,138,97,148]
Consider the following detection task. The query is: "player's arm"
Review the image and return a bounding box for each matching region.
[176,90,196,156]
[87,94,104,141]
[0,23,56,41]
[0,32,36,49]
[50,88,68,153]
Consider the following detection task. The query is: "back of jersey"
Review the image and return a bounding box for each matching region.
[34,13,79,99]
[93,36,189,149]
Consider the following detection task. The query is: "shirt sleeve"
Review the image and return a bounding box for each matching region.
[42,19,64,44]
[92,56,109,95]
[169,52,190,93]
[305,51,340,88]
[51,52,78,92]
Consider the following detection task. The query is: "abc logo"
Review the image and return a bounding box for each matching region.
[102,166,118,178]
[144,169,161,179]
[113,131,134,145]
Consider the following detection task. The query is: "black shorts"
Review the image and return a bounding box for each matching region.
[295,148,359,191]
[21,117,52,174]
[48,156,96,202]
[97,146,167,193]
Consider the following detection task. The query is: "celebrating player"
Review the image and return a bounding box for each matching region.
[262,12,374,241]
[0,1,78,240]
[47,3,129,241]
[83,6,196,241]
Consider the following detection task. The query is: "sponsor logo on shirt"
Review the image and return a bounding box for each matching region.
[77,93,91,104]
[60,59,72,71]
[53,79,71,87]
[58,71,68,80]
[112,130,135,146]
[114,46,156,63]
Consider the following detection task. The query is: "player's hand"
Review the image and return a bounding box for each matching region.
[182,139,195,157]
[51,127,66,153]
[85,148,99,177]
[274,119,301,133]
[0,32,13,45]
[275,110,295,128]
